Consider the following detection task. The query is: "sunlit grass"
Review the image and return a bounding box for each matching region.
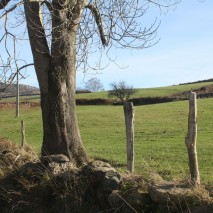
[0,98,213,183]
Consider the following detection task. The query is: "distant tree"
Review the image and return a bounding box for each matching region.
[108,81,136,102]
[85,78,104,92]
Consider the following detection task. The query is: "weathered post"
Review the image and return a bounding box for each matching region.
[185,91,200,185]
[21,120,26,148]
[123,102,134,173]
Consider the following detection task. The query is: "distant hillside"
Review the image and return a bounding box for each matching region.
[172,84,213,98]
[75,81,213,100]
[178,78,213,85]
[0,82,40,97]
[1,79,213,104]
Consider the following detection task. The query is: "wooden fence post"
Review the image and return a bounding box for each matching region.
[123,102,134,173]
[21,120,26,148]
[185,91,200,185]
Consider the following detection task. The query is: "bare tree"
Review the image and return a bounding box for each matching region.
[85,77,104,92]
[0,0,178,164]
[109,81,136,102]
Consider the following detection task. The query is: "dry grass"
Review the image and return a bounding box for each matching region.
[0,140,101,212]
[0,139,38,177]
[0,140,213,213]
[0,102,40,110]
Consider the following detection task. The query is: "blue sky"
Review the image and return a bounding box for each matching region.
[20,0,213,90]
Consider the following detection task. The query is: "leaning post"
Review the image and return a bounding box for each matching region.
[185,91,200,186]
[123,102,134,173]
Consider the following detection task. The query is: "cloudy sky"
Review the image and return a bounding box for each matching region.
[20,0,213,90]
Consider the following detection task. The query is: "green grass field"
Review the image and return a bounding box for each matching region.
[0,97,213,184]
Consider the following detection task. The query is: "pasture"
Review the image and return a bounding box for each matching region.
[0,97,213,184]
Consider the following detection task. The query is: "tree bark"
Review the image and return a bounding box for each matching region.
[24,0,87,165]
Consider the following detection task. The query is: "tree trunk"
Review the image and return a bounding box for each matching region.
[42,30,87,164]
[24,0,87,165]
[41,62,87,164]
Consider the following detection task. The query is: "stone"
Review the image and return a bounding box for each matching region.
[19,161,46,181]
[108,189,157,213]
[148,182,191,204]
[82,161,121,188]
[148,181,203,210]
[19,158,75,179]
[40,154,70,163]
[127,189,153,207]
[108,190,135,213]
[47,162,76,176]
[108,190,123,208]
[82,160,122,209]
[82,160,116,174]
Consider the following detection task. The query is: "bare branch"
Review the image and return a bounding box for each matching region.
[85,3,108,46]
[41,0,53,12]
[0,2,24,19]
[147,0,180,8]
[0,62,33,95]
[0,0,11,9]
[1,0,181,87]
[18,63,34,71]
